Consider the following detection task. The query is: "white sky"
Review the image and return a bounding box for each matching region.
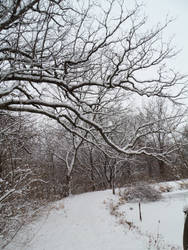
[121,0,188,107]
[144,0,188,75]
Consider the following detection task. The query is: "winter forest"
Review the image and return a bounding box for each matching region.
[1,0,188,249]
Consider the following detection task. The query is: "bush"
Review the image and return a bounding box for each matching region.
[119,183,161,202]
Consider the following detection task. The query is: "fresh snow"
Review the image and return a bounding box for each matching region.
[121,190,188,249]
[4,186,188,250]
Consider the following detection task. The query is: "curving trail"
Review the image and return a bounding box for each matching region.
[4,188,186,250]
[4,190,144,250]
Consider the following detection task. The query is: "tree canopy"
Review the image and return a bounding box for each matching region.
[0,0,186,158]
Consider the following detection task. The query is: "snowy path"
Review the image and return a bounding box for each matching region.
[4,190,145,250]
[4,189,188,250]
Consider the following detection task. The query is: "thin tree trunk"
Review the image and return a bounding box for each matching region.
[159,160,165,177]
[112,166,116,195]
[89,148,95,191]
[66,174,72,197]
[112,177,115,195]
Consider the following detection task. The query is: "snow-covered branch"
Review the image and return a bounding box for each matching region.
[0,0,187,161]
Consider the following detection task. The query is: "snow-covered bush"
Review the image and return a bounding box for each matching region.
[119,183,161,202]
[0,197,47,249]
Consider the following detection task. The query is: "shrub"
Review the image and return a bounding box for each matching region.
[119,183,161,202]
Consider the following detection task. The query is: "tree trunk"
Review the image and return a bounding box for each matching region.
[89,148,96,192]
[90,168,95,191]
[158,160,165,177]
[112,179,115,195]
[111,170,115,195]
[66,174,72,197]
[148,165,153,178]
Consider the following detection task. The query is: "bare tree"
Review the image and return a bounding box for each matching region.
[0,112,43,249]
[172,119,188,178]
[135,98,185,179]
[0,112,34,200]
[54,133,84,196]
[0,0,186,161]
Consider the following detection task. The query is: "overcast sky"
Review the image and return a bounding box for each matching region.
[144,0,188,75]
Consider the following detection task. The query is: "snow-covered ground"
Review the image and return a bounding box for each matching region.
[119,190,188,249]
[3,183,188,250]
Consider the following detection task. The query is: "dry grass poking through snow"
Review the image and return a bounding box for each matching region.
[49,202,64,211]
[105,190,181,250]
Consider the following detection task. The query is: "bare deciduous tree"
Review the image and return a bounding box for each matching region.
[0,0,186,160]
[135,98,185,178]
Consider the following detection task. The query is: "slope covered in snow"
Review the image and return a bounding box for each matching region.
[4,187,188,250]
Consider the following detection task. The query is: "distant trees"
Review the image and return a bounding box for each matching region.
[175,123,188,177]
[1,109,187,248]
[34,98,186,196]
[0,112,37,247]
[134,98,185,179]
[0,112,33,201]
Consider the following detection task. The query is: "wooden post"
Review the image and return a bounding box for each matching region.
[139,202,142,222]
